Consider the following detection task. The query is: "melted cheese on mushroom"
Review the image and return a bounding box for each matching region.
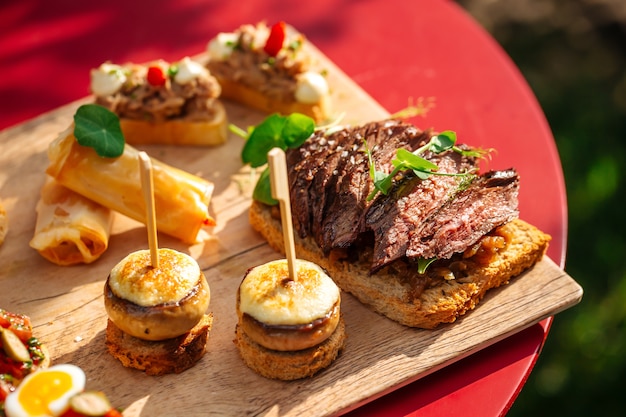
[109,249,201,306]
[239,259,339,326]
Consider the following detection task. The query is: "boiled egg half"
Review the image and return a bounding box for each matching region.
[4,364,86,417]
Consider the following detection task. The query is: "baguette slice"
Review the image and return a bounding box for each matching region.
[234,317,346,380]
[249,200,551,328]
[105,314,213,376]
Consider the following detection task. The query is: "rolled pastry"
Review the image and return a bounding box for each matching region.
[46,126,216,244]
[29,177,112,265]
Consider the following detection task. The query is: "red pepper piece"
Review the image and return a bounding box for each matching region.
[147,65,167,86]
[263,21,286,57]
[0,308,33,342]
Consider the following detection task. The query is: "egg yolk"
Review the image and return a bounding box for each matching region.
[18,370,72,415]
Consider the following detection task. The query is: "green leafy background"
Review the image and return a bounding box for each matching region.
[457,0,626,415]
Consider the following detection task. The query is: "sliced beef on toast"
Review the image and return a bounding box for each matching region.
[287,127,342,239]
[252,119,550,328]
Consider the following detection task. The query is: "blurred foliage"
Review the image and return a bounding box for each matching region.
[457,0,626,416]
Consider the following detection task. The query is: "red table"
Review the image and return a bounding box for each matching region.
[0,1,566,415]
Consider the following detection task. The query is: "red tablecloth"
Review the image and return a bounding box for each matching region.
[0,1,567,415]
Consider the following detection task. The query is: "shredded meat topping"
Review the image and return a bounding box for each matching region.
[207,22,311,102]
[95,61,222,123]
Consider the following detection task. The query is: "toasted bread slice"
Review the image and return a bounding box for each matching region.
[119,100,228,146]
[234,317,346,380]
[0,200,7,246]
[214,76,330,123]
[249,200,551,329]
[105,314,213,376]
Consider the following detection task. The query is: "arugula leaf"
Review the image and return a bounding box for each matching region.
[73,104,125,158]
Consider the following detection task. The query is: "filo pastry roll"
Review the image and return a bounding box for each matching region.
[29,176,113,265]
[46,126,216,244]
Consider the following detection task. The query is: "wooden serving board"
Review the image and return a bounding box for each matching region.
[0,46,582,416]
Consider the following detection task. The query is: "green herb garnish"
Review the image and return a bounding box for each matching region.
[289,38,303,51]
[366,130,486,201]
[417,257,437,274]
[251,167,276,205]
[73,104,125,158]
[390,96,436,120]
[240,113,314,167]
[167,64,179,78]
[233,113,316,205]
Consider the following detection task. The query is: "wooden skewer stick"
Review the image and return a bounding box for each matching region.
[138,151,159,269]
[267,147,298,281]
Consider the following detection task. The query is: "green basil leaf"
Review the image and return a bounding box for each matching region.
[241,114,287,168]
[73,104,125,158]
[282,113,315,148]
[252,167,278,205]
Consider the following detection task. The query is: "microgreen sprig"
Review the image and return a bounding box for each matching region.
[73,104,125,158]
[417,257,437,274]
[366,130,486,201]
[233,113,315,205]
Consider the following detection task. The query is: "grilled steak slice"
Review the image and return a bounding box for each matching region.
[366,149,479,272]
[287,129,343,238]
[405,169,520,260]
[308,127,367,248]
[317,121,428,252]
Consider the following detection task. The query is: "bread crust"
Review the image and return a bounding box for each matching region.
[105,314,212,376]
[215,76,331,123]
[118,100,228,146]
[234,317,346,380]
[0,200,7,246]
[249,200,551,328]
